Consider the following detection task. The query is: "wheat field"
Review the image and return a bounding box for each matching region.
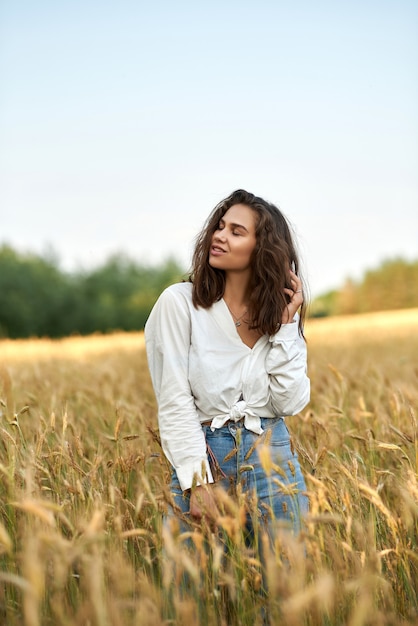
[0,308,417,625]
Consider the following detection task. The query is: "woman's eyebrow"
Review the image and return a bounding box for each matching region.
[220,219,249,233]
[231,222,249,233]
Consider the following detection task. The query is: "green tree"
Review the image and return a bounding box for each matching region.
[310,257,418,317]
[76,254,184,334]
[0,246,185,338]
[0,245,72,338]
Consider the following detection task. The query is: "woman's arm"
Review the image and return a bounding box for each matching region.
[265,318,310,417]
[145,286,213,491]
[265,269,310,417]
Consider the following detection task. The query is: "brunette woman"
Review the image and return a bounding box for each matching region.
[145,189,309,536]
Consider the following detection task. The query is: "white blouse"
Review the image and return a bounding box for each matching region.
[145,282,310,491]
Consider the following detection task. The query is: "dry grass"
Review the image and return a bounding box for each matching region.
[0,331,145,362]
[0,310,417,625]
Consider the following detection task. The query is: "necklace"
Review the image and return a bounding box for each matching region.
[225,302,248,327]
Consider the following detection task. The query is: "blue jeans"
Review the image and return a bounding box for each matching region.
[170,417,308,537]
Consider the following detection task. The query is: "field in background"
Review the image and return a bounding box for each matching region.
[0,309,417,625]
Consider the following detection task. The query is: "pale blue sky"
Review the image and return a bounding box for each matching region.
[1,0,417,296]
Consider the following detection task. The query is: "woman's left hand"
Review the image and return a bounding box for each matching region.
[189,484,219,529]
[282,270,304,323]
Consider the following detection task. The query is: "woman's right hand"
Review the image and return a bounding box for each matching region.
[282,269,304,323]
[189,484,219,527]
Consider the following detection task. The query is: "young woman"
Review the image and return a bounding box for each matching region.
[145,189,310,536]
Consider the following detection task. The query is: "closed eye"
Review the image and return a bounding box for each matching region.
[216,219,247,236]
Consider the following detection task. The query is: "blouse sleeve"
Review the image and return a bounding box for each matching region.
[265,317,310,417]
[144,286,213,491]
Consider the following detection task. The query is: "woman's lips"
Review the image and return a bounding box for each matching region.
[210,245,226,256]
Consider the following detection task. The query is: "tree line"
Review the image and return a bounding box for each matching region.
[0,245,185,338]
[310,257,418,317]
[1,246,417,337]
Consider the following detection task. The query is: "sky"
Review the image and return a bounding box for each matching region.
[1,0,417,297]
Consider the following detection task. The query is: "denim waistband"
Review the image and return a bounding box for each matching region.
[201,415,284,429]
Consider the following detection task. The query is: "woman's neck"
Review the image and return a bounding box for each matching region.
[223,272,251,309]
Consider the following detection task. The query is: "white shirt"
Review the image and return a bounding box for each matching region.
[145,282,310,491]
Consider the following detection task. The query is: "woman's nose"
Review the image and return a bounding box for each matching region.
[213,230,226,242]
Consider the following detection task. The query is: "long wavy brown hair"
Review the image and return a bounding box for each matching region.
[190,189,307,336]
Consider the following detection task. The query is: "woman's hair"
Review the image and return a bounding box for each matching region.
[191,189,307,336]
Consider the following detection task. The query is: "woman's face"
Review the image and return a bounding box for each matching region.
[209,204,257,273]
